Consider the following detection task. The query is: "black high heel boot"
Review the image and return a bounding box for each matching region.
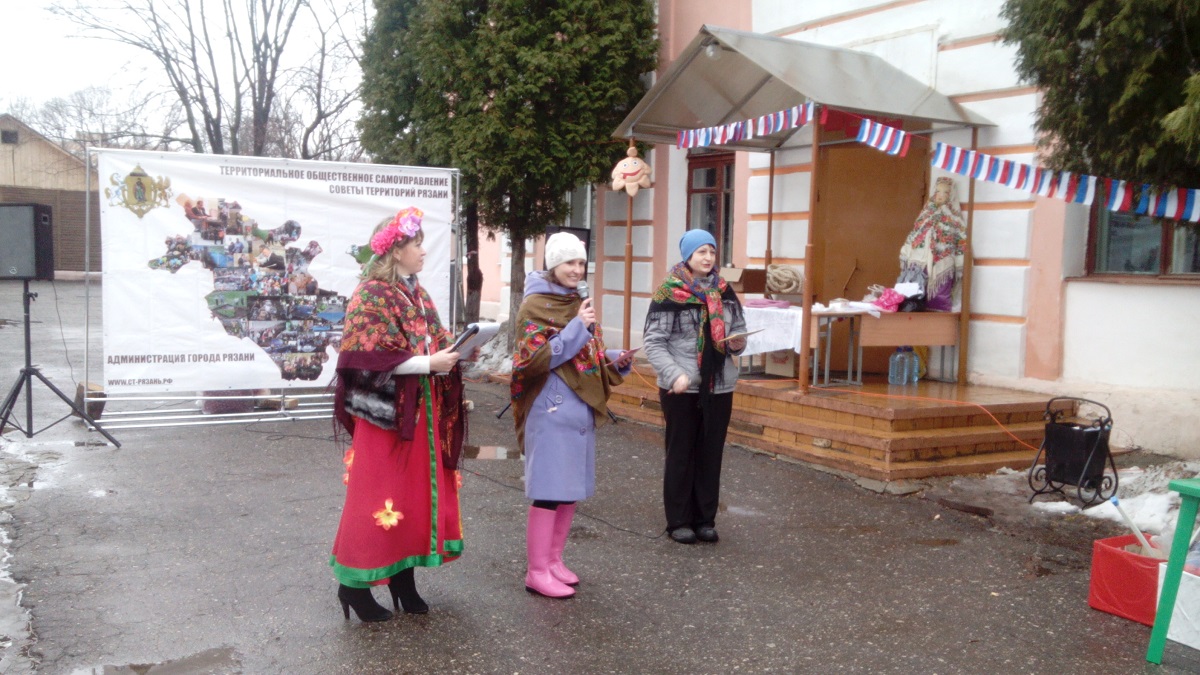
[388,567,429,614]
[337,584,393,622]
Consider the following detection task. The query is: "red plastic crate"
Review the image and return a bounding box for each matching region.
[1089,534,1161,626]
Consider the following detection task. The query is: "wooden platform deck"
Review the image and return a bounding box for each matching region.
[607,365,1067,482]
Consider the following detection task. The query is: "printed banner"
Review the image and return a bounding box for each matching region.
[97,149,456,394]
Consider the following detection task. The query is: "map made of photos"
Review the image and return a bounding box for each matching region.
[147,194,347,381]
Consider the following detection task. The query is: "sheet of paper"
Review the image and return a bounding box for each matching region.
[718,328,764,343]
[452,321,500,354]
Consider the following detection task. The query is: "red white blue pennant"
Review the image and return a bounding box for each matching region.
[930,141,1199,220]
[856,118,910,157]
[676,103,816,150]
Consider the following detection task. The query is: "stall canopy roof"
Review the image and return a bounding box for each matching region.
[614,26,993,151]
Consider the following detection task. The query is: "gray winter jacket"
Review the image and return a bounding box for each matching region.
[642,276,747,395]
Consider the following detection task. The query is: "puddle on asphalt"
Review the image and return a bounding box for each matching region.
[71,647,241,674]
[463,445,522,460]
[914,538,960,547]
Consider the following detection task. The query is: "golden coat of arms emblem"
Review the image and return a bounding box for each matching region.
[105,164,172,218]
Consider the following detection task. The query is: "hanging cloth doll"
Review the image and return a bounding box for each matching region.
[897,177,966,312]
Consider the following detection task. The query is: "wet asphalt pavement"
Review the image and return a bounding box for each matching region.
[1,280,1197,674]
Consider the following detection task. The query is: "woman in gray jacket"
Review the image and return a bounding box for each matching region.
[643,230,747,544]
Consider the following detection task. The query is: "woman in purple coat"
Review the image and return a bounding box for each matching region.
[511,232,634,599]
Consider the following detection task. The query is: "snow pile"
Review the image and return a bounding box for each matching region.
[463,322,513,377]
[1079,462,1200,552]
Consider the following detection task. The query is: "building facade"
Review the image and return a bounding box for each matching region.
[479,1,1200,458]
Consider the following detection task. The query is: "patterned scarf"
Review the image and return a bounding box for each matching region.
[334,278,466,468]
[647,262,742,394]
[510,285,623,451]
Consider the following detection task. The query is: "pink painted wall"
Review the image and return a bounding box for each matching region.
[1025,199,1066,380]
[473,228,504,318]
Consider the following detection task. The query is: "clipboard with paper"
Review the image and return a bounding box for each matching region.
[450,321,500,354]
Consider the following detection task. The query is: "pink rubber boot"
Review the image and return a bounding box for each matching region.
[525,507,575,599]
[549,504,580,586]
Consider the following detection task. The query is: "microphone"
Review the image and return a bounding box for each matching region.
[576,281,594,334]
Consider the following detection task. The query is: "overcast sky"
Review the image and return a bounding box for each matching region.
[1,2,145,107]
[1,1,367,115]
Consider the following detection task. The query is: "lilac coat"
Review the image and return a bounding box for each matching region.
[520,271,628,501]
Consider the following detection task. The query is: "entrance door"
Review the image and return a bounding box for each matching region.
[816,142,929,374]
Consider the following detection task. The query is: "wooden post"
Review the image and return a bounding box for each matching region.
[798,105,822,392]
[610,141,651,349]
[624,192,634,348]
[765,151,776,268]
[957,128,977,385]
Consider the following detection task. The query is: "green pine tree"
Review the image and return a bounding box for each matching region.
[359,0,658,321]
[1001,0,1200,187]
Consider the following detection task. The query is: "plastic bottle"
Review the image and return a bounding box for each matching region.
[907,347,920,384]
[888,348,907,385]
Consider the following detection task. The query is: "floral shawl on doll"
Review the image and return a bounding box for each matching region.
[510,281,623,450]
[898,177,966,311]
[334,278,466,468]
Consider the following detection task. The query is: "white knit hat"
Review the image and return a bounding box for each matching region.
[545,231,587,271]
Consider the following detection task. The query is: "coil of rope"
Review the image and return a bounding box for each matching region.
[765,264,803,294]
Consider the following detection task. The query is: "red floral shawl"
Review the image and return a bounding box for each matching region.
[334,278,466,467]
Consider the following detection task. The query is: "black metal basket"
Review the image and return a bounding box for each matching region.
[1028,397,1117,506]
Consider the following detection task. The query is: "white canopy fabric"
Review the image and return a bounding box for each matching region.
[614,26,993,150]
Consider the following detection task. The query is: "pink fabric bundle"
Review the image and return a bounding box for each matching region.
[872,288,904,312]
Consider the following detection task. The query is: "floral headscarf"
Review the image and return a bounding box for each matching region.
[646,262,742,394]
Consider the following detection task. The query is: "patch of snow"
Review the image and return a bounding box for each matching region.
[1032,501,1081,515]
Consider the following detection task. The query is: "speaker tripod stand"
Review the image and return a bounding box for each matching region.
[0,280,120,447]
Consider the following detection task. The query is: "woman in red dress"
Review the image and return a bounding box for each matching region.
[330,207,468,621]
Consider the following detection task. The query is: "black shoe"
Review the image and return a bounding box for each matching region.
[337,584,393,622]
[695,526,719,543]
[668,526,697,544]
[388,567,429,614]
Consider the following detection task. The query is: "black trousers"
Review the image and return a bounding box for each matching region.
[659,389,733,530]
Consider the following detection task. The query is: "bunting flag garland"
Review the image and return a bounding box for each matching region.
[676,102,816,150]
[929,140,1200,214]
[675,110,1200,220]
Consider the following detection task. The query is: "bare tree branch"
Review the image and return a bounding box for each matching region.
[48,0,365,159]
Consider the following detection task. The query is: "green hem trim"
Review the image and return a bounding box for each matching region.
[329,544,463,588]
[424,377,440,555]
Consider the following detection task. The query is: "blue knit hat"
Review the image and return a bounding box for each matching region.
[679,229,717,263]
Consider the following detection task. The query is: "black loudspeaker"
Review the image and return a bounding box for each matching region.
[0,203,54,280]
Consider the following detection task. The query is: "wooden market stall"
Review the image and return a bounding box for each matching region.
[613,26,993,389]
[603,27,1058,480]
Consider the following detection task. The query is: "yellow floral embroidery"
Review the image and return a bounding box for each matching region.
[373,499,403,530]
[455,471,463,489]
[342,447,355,485]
